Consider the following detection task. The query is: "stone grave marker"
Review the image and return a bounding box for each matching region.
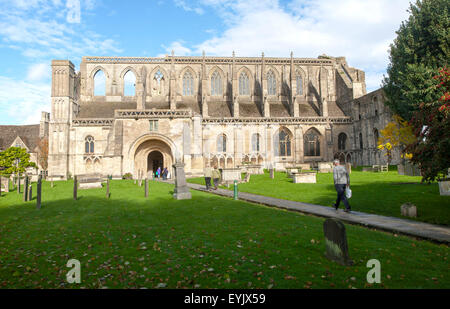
[323,218,353,266]
[401,203,417,218]
[36,175,42,209]
[28,184,32,202]
[106,178,110,198]
[73,176,78,200]
[23,175,29,202]
[172,162,191,200]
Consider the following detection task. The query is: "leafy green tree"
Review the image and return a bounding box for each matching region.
[0,147,37,175]
[406,67,450,182]
[383,0,449,120]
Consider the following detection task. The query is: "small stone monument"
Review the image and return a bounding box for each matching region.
[73,176,78,200]
[28,184,32,201]
[172,162,191,200]
[23,175,29,202]
[106,178,110,198]
[323,219,353,266]
[270,168,274,179]
[36,175,42,209]
[401,203,417,218]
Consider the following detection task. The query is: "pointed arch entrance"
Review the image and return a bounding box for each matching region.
[132,135,175,179]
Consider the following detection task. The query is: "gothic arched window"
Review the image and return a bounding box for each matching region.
[373,129,379,147]
[239,72,250,95]
[85,136,94,154]
[252,133,261,152]
[338,133,347,151]
[267,70,276,95]
[123,70,136,96]
[217,134,227,153]
[279,129,291,156]
[93,70,105,96]
[211,71,222,96]
[296,75,303,95]
[153,70,165,95]
[304,129,321,157]
[182,71,194,96]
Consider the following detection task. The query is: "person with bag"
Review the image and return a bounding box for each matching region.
[332,159,351,212]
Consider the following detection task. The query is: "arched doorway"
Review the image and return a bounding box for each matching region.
[148,151,163,175]
[133,138,174,179]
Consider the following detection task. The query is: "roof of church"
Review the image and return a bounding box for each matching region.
[75,100,346,119]
[0,124,40,152]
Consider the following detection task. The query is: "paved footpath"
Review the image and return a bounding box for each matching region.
[182,182,450,244]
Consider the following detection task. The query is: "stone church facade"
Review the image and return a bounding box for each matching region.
[47,53,400,179]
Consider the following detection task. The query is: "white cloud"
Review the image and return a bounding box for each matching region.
[26,63,51,82]
[0,76,50,125]
[168,0,411,92]
[174,0,205,15]
[162,41,193,56]
[66,0,81,23]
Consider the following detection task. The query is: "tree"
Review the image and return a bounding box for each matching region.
[377,114,416,158]
[0,147,37,175]
[382,0,449,120]
[406,67,450,182]
[36,137,49,172]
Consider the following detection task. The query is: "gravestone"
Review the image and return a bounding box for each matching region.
[73,176,78,200]
[106,178,110,198]
[172,162,191,200]
[28,184,32,202]
[323,219,353,266]
[270,168,274,179]
[23,175,29,202]
[401,203,417,217]
[36,175,42,209]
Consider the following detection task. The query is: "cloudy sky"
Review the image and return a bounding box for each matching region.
[0,0,412,125]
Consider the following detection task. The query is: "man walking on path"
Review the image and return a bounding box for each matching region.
[212,166,221,190]
[203,164,213,190]
[332,159,351,212]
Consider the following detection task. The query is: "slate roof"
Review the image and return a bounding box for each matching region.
[75,99,345,119]
[0,124,40,152]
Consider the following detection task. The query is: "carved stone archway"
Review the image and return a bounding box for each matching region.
[133,138,174,179]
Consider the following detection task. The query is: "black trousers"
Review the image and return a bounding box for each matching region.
[335,184,350,209]
[205,177,211,189]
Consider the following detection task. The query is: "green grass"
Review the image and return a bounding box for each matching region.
[188,170,450,226]
[0,180,448,289]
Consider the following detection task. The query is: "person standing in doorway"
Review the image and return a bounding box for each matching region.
[156,166,161,179]
[203,164,213,190]
[332,159,351,212]
[212,165,221,190]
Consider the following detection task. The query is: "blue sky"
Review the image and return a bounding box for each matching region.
[0,0,412,125]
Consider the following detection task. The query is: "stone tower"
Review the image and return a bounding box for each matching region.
[48,60,78,179]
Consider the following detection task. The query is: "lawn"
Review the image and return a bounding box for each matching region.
[188,170,450,226]
[0,180,448,289]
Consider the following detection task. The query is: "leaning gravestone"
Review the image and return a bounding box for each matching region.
[323,219,353,266]
[173,162,191,200]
